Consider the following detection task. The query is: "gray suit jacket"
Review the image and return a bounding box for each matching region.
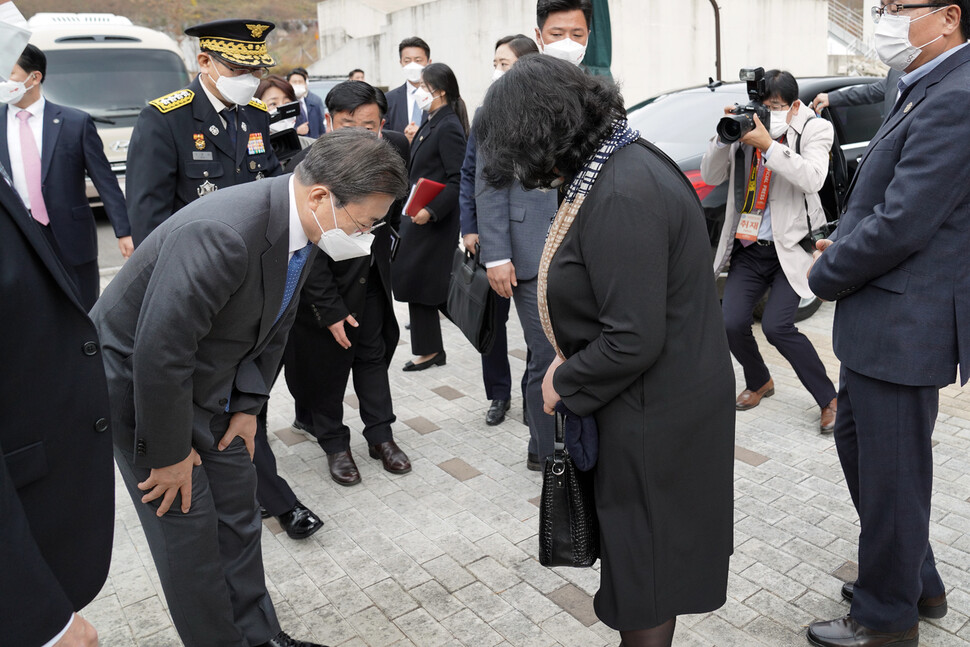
[91,175,315,468]
[474,155,558,281]
[809,45,970,387]
[829,68,903,117]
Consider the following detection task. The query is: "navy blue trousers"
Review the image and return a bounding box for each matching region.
[722,242,836,407]
[836,365,944,632]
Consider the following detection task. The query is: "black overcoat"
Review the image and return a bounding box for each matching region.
[392,104,466,305]
[547,140,736,630]
[0,179,114,644]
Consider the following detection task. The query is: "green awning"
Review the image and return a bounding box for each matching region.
[582,0,612,79]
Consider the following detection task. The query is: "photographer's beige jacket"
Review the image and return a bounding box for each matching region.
[701,107,832,298]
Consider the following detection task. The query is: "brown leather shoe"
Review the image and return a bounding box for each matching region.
[820,398,838,434]
[735,379,774,411]
[841,582,948,619]
[807,616,917,646]
[368,440,412,474]
[327,449,361,486]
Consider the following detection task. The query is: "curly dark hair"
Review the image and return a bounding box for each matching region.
[476,55,625,190]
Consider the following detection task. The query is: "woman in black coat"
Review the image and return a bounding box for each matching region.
[391,63,469,371]
[477,56,736,647]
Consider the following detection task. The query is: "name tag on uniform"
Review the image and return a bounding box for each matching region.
[247,132,266,155]
[193,151,214,160]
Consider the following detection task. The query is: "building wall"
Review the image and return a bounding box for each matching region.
[311,0,829,109]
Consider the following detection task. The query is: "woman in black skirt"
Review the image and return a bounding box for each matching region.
[476,56,736,647]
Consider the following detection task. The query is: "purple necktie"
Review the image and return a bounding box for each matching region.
[16,110,49,225]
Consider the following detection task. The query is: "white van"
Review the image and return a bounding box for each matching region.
[26,13,190,201]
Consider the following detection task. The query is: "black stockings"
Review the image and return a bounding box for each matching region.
[619,618,677,647]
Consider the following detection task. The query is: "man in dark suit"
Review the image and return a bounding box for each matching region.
[384,36,431,136]
[126,19,282,246]
[283,81,411,485]
[90,130,408,647]
[1,44,130,309]
[811,67,903,117]
[807,4,970,645]
[127,18,323,540]
[0,123,114,645]
[287,68,327,138]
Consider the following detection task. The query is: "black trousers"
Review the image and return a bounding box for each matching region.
[254,401,298,516]
[297,275,395,454]
[408,301,448,355]
[835,366,944,632]
[721,242,836,407]
[480,292,513,401]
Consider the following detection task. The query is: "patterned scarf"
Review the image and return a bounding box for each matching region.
[537,118,640,358]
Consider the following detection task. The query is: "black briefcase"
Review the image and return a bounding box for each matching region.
[538,411,600,568]
[446,245,497,354]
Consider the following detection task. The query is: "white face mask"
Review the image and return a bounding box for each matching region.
[403,61,425,84]
[769,111,789,139]
[0,73,32,104]
[491,67,506,82]
[291,83,308,99]
[269,116,297,133]
[874,7,946,71]
[415,87,435,112]
[541,36,587,66]
[311,192,375,261]
[208,66,261,106]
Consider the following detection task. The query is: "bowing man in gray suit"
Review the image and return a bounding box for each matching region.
[90,129,408,647]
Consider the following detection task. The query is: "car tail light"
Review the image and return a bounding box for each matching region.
[684,169,716,203]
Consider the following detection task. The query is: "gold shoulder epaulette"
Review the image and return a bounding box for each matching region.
[248,97,267,112]
[149,89,194,113]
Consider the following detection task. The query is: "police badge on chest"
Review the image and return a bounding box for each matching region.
[197,180,218,197]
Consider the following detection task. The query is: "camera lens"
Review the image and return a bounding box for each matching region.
[717,115,749,143]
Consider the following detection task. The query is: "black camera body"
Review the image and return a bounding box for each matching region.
[717,67,770,144]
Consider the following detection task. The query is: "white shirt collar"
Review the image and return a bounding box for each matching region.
[288,175,310,255]
[198,73,229,114]
[8,94,44,120]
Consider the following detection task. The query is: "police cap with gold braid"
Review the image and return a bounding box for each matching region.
[185,19,276,68]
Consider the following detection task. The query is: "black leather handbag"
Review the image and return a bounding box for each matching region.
[538,411,600,568]
[447,245,497,354]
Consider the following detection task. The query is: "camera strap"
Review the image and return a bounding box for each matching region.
[736,138,783,244]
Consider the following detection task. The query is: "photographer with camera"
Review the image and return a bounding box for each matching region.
[701,68,838,433]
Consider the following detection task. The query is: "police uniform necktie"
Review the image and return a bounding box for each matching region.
[16,110,50,225]
[220,107,237,148]
[276,243,312,323]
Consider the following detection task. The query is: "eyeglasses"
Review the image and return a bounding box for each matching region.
[871,3,948,22]
[343,206,385,234]
[764,102,791,111]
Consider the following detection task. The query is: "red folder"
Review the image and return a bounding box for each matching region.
[403,178,446,218]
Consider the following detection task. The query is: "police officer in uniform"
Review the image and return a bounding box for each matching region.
[126,19,323,542]
[127,19,281,245]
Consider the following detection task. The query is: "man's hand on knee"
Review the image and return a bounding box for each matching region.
[137,449,202,516]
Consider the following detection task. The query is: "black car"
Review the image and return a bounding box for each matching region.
[628,76,885,320]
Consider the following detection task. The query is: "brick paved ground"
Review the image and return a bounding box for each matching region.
[89,270,970,646]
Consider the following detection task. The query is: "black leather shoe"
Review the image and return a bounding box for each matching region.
[486,399,511,425]
[259,506,270,519]
[327,449,361,486]
[256,630,328,647]
[368,440,412,474]
[527,452,542,472]
[292,418,310,432]
[807,616,917,646]
[276,501,323,540]
[402,350,446,372]
[841,582,948,619]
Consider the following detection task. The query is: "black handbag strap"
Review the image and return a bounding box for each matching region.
[552,411,566,477]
